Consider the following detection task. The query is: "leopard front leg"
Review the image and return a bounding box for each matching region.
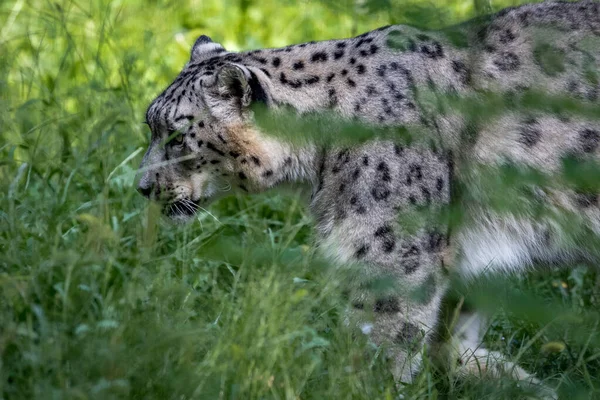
[344,233,449,384]
[312,143,453,384]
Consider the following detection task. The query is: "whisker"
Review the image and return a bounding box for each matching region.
[174,203,184,216]
[180,199,196,213]
[197,206,220,223]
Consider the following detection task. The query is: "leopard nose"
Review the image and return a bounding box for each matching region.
[137,181,154,199]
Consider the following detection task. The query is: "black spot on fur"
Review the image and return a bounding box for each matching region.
[238,172,247,180]
[326,73,335,82]
[371,187,390,201]
[349,195,366,214]
[210,160,220,164]
[499,28,516,43]
[403,245,420,258]
[356,64,366,74]
[406,164,423,185]
[420,41,445,59]
[494,52,520,71]
[374,225,393,237]
[198,120,205,128]
[251,156,261,166]
[289,80,302,89]
[293,61,304,70]
[251,55,268,64]
[374,225,396,253]
[426,231,444,252]
[580,129,600,153]
[374,296,400,313]
[402,245,420,274]
[347,78,356,87]
[272,57,281,67]
[352,168,360,181]
[355,244,370,259]
[394,144,404,156]
[451,60,471,85]
[206,142,225,156]
[382,99,393,115]
[335,207,348,220]
[421,187,431,204]
[341,69,348,76]
[334,50,344,59]
[395,322,422,345]
[262,170,273,178]
[377,162,391,182]
[575,191,598,207]
[436,177,444,192]
[332,149,350,173]
[305,76,320,85]
[350,57,356,64]
[229,150,240,158]
[519,117,541,147]
[484,44,497,53]
[311,51,328,62]
[355,38,372,48]
[362,155,369,166]
[403,259,419,274]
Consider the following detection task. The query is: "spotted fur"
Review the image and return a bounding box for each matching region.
[137,1,600,392]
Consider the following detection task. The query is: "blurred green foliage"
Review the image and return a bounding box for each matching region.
[1,0,599,399]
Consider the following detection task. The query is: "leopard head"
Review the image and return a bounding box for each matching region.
[136,36,310,223]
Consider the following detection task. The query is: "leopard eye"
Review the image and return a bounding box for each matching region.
[167,128,184,145]
[173,132,184,144]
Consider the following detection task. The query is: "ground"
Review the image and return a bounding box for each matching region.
[1,0,599,398]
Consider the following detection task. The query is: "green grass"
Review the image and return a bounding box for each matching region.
[1,0,600,398]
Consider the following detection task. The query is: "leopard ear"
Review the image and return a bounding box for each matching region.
[215,64,252,108]
[191,35,226,62]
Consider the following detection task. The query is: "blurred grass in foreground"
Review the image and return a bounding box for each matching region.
[1,0,599,398]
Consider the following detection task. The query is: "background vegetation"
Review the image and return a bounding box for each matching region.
[1,0,599,398]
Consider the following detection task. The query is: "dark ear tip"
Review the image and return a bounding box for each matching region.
[191,34,226,63]
[194,35,213,46]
